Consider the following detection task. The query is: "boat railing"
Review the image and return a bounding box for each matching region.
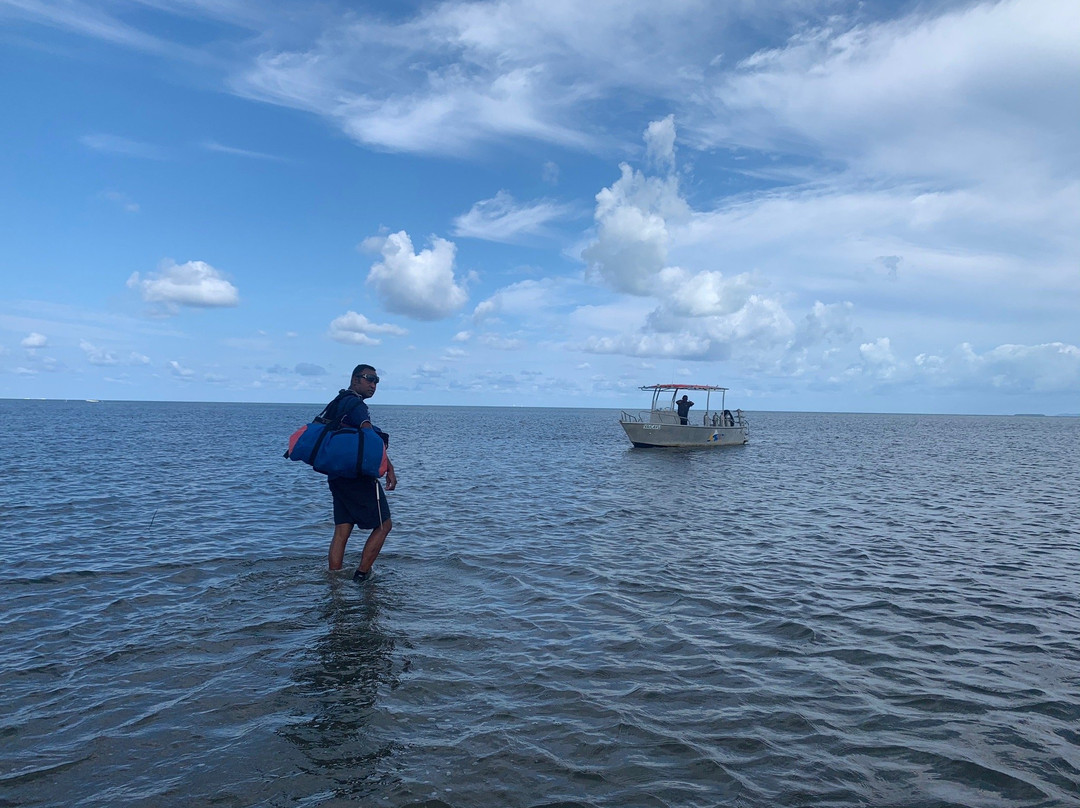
[620,408,750,431]
[701,409,750,429]
[619,408,682,425]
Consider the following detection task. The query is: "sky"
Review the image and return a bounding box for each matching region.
[1,0,1078,414]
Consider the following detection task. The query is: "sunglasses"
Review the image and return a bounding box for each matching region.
[358,373,380,384]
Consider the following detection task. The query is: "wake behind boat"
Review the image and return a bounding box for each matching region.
[620,384,749,448]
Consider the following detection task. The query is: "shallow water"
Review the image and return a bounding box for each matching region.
[2,401,1079,807]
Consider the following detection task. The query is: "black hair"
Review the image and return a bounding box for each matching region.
[351,363,375,381]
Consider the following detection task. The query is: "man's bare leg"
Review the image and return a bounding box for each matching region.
[355,519,392,577]
[328,523,353,570]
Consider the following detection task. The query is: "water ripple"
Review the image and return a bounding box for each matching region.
[1,403,1078,807]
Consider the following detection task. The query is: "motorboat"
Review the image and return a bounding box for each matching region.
[619,384,749,448]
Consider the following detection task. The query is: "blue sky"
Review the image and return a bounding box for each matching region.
[1,0,1077,413]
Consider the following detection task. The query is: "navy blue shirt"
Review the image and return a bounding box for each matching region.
[333,390,388,446]
[337,391,371,428]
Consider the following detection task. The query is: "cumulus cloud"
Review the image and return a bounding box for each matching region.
[476,333,524,350]
[582,161,685,295]
[294,362,327,376]
[452,191,573,243]
[21,332,48,348]
[128,260,240,310]
[328,311,408,345]
[366,231,468,320]
[168,360,194,378]
[583,331,712,359]
[644,114,676,170]
[580,118,806,362]
[916,342,1080,394]
[859,337,898,379]
[657,267,759,318]
[798,301,856,343]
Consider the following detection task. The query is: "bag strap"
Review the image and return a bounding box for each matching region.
[338,392,365,425]
[315,390,359,427]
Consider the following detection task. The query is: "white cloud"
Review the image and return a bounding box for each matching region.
[328,311,408,345]
[916,342,1080,394]
[80,133,165,160]
[168,360,194,378]
[657,267,759,318]
[225,0,815,157]
[236,37,594,157]
[366,231,468,320]
[471,279,557,324]
[644,114,676,170]
[0,0,180,54]
[579,118,807,362]
[452,191,572,243]
[80,340,119,366]
[583,331,711,359]
[21,332,48,348]
[476,333,524,350]
[859,339,891,362]
[200,140,285,162]
[128,260,240,309]
[582,159,688,295]
[695,0,1079,187]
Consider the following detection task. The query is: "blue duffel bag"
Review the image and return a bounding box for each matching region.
[285,394,387,478]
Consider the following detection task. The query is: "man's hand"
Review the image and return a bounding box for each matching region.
[385,463,397,491]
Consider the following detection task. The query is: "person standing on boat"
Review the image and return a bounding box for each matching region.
[325,364,397,582]
[676,394,695,425]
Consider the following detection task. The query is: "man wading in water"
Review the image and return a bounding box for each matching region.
[325,364,398,582]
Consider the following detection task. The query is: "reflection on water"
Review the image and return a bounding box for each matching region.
[280,581,405,801]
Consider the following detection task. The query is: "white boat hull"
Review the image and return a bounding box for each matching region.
[620,420,748,448]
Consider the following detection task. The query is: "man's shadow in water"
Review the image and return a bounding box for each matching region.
[277,578,406,792]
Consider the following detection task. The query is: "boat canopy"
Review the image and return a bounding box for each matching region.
[637,383,733,413]
[639,384,728,392]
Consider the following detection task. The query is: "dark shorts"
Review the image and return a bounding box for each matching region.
[328,476,390,528]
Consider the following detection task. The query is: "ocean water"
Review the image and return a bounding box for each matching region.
[2,400,1078,808]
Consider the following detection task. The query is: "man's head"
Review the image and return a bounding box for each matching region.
[680,395,688,401]
[350,364,380,399]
